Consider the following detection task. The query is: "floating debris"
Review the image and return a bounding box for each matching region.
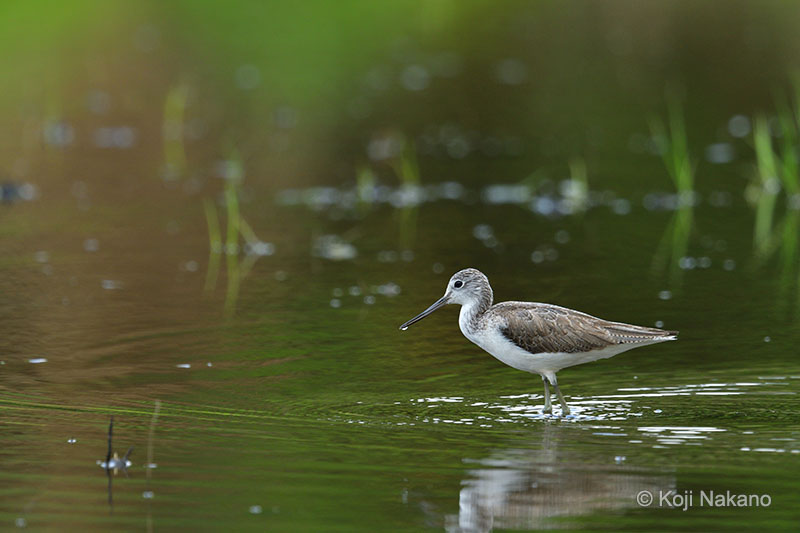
[728,114,751,138]
[244,241,275,256]
[235,64,261,90]
[705,142,735,164]
[28,358,48,364]
[101,280,123,290]
[367,131,404,161]
[611,198,631,215]
[43,121,75,147]
[531,246,558,264]
[86,90,111,114]
[495,57,528,85]
[176,363,191,369]
[83,238,99,252]
[375,282,401,296]
[530,196,556,216]
[313,235,357,261]
[215,158,244,181]
[708,191,732,207]
[93,126,136,149]
[473,224,501,249]
[401,64,430,92]
[472,224,494,240]
[483,185,530,204]
[277,182,463,211]
[642,191,699,211]
[377,250,399,263]
[134,23,160,53]
[1,182,37,203]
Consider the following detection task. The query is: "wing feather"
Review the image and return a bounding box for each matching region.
[496,302,678,355]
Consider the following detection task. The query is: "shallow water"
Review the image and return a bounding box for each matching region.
[3,2,800,531]
[3,174,799,531]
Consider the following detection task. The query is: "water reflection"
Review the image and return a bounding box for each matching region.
[445,425,674,532]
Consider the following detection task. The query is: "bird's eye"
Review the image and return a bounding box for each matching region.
[454,280,463,288]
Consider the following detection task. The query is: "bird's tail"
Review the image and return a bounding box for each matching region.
[605,323,678,343]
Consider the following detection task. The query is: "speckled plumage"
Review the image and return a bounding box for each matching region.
[399,268,678,416]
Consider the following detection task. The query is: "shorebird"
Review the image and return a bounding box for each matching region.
[399,268,678,415]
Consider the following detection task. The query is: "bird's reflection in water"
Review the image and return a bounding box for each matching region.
[445,425,674,532]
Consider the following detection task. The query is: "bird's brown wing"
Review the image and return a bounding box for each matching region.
[497,303,678,355]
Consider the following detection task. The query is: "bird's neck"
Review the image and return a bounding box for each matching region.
[458,290,493,334]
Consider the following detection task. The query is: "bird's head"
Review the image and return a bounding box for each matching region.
[399,268,492,330]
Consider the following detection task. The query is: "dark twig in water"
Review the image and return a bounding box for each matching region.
[106,416,113,465]
[106,416,114,510]
[101,416,134,512]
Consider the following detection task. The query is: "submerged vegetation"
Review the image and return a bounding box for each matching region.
[649,98,695,288]
[749,92,800,260]
[203,148,274,317]
[649,98,695,200]
[747,82,800,314]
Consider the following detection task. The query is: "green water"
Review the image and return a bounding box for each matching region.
[2,1,800,531]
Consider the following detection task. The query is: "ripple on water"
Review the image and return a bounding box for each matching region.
[320,378,799,449]
[636,426,727,447]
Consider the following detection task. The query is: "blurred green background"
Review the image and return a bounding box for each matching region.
[3,0,800,191]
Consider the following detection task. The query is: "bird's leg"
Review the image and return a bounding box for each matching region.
[541,376,552,414]
[549,374,571,416]
[554,386,571,416]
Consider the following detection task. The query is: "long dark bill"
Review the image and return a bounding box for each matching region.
[399,295,449,330]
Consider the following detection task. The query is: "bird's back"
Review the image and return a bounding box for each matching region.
[487,301,678,356]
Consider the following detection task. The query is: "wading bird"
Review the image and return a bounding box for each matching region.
[400,268,677,415]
